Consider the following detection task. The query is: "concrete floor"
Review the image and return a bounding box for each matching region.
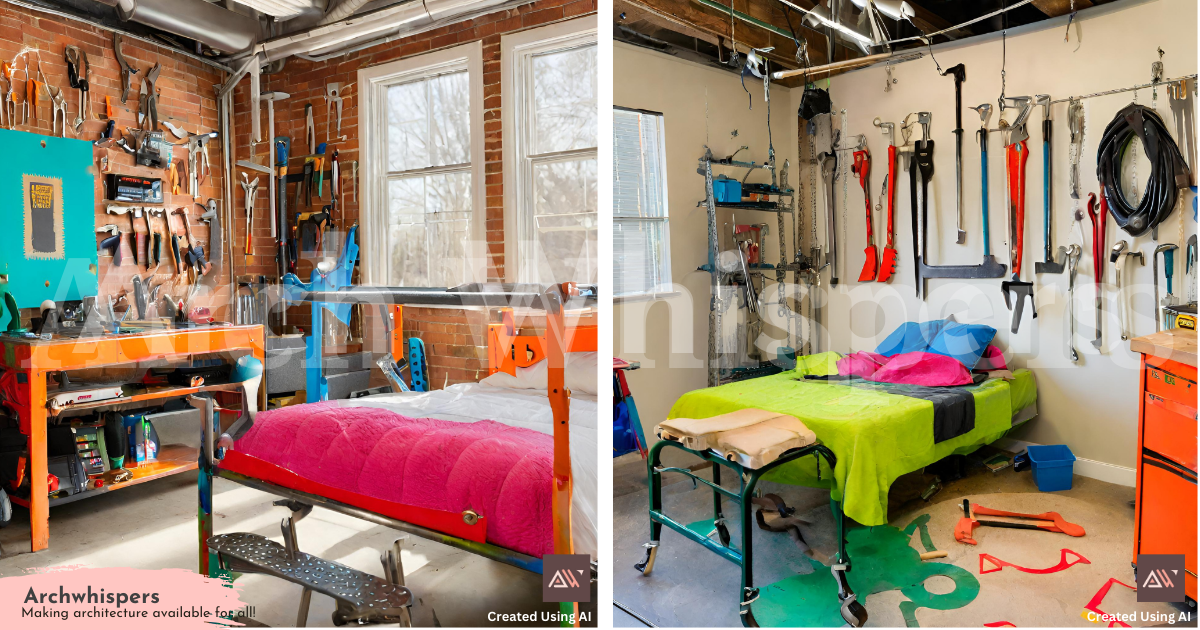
[0,469,596,627]
[612,451,1197,628]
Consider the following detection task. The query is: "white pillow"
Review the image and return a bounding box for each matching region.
[479,351,598,395]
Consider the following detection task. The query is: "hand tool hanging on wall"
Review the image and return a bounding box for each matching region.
[325,83,345,142]
[276,137,291,277]
[305,103,315,155]
[138,63,161,132]
[351,160,359,203]
[260,92,289,239]
[113,34,138,104]
[1067,99,1084,200]
[1034,95,1065,274]
[23,73,38,125]
[63,45,89,134]
[1153,243,1179,332]
[147,208,165,266]
[199,199,221,269]
[314,142,327,198]
[942,64,968,244]
[852,149,876,281]
[1087,193,1107,347]
[173,207,210,276]
[132,275,146,320]
[142,207,153,270]
[1110,241,1144,341]
[1066,244,1082,363]
[239,173,260,257]
[106,205,138,266]
[819,150,838,286]
[999,96,1036,334]
[162,120,188,139]
[1097,104,1191,236]
[0,63,13,129]
[132,206,145,266]
[1168,79,1195,181]
[97,224,122,265]
[873,118,899,282]
[907,112,932,299]
[47,84,66,137]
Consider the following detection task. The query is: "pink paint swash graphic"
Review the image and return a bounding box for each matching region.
[0,566,248,629]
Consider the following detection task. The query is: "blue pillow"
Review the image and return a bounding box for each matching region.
[875,320,947,357]
[928,322,997,369]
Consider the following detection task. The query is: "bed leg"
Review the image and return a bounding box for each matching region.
[296,589,313,627]
[638,442,666,575]
[277,500,317,627]
[380,537,413,627]
[830,499,867,627]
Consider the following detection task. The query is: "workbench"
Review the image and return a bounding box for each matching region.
[1129,327,1197,604]
[0,325,265,553]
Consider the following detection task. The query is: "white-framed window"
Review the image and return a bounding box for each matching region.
[358,42,486,286]
[502,17,598,284]
[613,107,671,298]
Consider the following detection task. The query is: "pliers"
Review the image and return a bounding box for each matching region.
[48,84,67,137]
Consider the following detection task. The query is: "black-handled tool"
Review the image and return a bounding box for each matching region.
[97,224,122,266]
[941,64,967,245]
[1035,95,1066,274]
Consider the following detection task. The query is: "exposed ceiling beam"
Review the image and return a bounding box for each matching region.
[1030,0,1093,18]
[617,0,831,68]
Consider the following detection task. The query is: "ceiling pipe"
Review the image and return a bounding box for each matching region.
[318,0,376,25]
[94,0,260,53]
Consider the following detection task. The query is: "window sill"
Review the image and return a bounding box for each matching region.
[615,291,681,305]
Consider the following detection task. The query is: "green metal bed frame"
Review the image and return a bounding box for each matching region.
[634,438,867,628]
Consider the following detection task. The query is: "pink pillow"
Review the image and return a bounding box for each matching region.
[866,351,973,387]
[837,351,889,378]
[974,345,1008,371]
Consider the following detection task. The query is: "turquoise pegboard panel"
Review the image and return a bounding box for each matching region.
[0,129,99,312]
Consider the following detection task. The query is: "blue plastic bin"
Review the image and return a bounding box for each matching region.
[713,177,742,203]
[1026,444,1076,491]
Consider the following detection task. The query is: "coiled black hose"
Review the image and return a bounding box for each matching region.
[1096,103,1192,236]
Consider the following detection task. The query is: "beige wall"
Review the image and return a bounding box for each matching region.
[614,42,799,431]
[614,0,1196,479]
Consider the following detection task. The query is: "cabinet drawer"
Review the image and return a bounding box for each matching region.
[1145,364,1198,409]
[1137,451,1197,586]
[1144,393,1198,472]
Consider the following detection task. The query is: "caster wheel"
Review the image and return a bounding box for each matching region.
[840,599,868,627]
[634,544,658,575]
[716,522,731,547]
[0,487,10,528]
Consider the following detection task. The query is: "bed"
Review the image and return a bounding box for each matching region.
[666,368,1038,527]
[194,229,597,625]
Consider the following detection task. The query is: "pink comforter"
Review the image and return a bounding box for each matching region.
[234,401,555,557]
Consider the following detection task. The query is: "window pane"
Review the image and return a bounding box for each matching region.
[429,71,471,166]
[533,158,597,283]
[387,70,470,172]
[615,218,669,297]
[612,109,671,297]
[387,171,472,286]
[532,44,597,154]
[387,80,428,172]
[613,109,666,218]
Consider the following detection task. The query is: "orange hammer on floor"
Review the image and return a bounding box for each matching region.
[955,499,1085,545]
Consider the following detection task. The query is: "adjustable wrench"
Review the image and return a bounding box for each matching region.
[818,151,838,285]
[1110,241,1144,340]
[1066,244,1082,362]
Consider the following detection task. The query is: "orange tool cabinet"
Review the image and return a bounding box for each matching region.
[1130,328,1197,604]
[0,325,265,553]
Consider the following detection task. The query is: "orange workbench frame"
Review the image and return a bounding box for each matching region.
[0,325,265,553]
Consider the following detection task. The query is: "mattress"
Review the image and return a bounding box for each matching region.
[339,383,597,560]
[668,369,1038,527]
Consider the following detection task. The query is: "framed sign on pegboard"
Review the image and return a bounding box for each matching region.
[0,129,98,309]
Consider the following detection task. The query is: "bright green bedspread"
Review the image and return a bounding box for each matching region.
[666,369,1037,526]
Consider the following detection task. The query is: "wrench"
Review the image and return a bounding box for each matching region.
[1066,244,1082,363]
[818,151,838,285]
[1111,241,1144,340]
[1087,193,1107,348]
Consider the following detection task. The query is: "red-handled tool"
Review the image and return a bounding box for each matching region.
[873,118,899,282]
[999,95,1037,334]
[955,499,1086,545]
[852,149,876,282]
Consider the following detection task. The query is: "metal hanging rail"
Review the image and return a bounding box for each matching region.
[1049,74,1198,106]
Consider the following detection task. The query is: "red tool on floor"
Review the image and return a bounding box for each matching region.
[979,548,1090,574]
[1088,193,1107,349]
[955,499,1086,545]
[853,148,877,281]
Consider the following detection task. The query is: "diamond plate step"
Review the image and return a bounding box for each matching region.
[208,533,411,625]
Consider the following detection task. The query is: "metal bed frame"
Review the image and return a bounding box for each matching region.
[193,226,599,625]
[635,438,867,628]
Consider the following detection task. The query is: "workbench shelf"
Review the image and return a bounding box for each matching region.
[49,381,244,416]
[10,444,200,509]
[703,201,791,212]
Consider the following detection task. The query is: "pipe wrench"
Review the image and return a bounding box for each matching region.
[1087,193,1107,347]
[1000,97,1036,334]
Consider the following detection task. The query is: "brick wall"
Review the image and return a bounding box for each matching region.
[230,0,596,388]
[0,3,228,322]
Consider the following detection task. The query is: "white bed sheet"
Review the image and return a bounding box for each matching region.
[337,383,598,560]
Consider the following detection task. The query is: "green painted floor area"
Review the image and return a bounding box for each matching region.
[753,515,978,627]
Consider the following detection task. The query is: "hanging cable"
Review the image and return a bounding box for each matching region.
[1096,104,1192,236]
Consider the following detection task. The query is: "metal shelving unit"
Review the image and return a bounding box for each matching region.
[697,147,802,387]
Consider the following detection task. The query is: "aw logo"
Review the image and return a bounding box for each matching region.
[1137,554,1185,602]
[542,554,591,602]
